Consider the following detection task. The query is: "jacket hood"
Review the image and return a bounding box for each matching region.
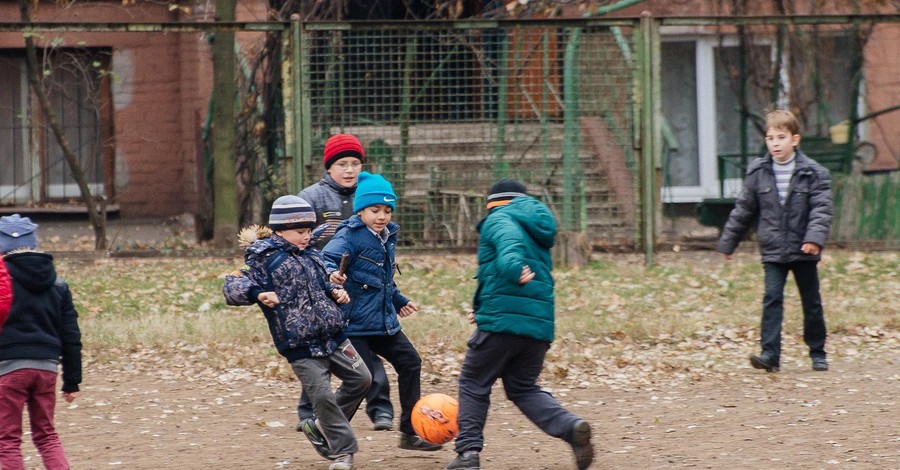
[479,197,557,249]
[3,251,57,294]
[237,224,273,248]
[322,174,356,196]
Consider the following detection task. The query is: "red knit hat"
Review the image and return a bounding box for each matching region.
[323,134,364,169]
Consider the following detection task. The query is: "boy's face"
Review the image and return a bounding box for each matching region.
[765,126,801,163]
[276,227,312,249]
[327,157,363,188]
[358,204,393,233]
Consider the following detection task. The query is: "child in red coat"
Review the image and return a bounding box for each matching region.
[0,257,11,331]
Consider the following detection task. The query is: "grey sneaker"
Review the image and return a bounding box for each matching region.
[299,418,332,460]
[399,433,442,451]
[373,416,393,431]
[812,356,829,371]
[568,420,593,470]
[446,450,480,470]
[329,454,353,470]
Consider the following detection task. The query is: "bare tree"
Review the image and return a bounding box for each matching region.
[210,0,240,248]
[19,0,108,250]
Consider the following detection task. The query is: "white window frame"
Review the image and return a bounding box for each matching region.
[661,34,780,203]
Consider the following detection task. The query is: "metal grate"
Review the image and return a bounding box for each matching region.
[300,22,641,249]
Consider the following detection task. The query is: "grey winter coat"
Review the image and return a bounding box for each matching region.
[299,174,356,250]
[717,150,833,263]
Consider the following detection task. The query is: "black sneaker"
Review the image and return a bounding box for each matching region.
[749,354,780,372]
[446,450,480,470]
[399,433,442,451]
[812,356,829,371]
[300,418,332,459]
[567,420,594,470]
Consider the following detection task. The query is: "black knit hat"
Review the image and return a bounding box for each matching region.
[486,179,528,209]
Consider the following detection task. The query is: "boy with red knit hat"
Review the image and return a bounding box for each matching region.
[296,134,397,434]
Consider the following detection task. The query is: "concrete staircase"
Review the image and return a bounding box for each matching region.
[338,121,636,248]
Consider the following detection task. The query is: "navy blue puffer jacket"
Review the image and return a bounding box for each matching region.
[321,216,409,337]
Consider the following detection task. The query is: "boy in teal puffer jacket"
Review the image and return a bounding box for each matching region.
[447,179,594,470]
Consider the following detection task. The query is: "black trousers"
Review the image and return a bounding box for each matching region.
[761,260,827,364]
[349,331,422,436]
[454,330,581,454]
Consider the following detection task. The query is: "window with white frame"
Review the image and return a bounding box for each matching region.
[660,33,855,203]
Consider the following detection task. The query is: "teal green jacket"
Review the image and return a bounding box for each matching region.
[473,196,557,342]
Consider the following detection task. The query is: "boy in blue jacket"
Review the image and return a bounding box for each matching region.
[718,109,833,373]
[321,172,441,452]
[447,180,593,470]
[223,196,371,470]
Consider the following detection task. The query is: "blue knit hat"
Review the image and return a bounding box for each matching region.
[353,172,396,212]
[0,214,39,253]
[268,195,316,231]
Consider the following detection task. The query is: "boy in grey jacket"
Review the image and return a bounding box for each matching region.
[717,110,833,373]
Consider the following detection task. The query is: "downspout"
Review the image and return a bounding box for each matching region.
[588,0,646,17]
[560,0,646,231]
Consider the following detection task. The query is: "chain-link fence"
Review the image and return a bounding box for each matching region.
[295,20,643,249]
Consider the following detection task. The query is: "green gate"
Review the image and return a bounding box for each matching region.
[286,19,647,251]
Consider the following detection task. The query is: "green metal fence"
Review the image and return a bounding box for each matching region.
[290,19,645,250]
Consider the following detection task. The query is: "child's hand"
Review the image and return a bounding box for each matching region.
[398,301,418,318]
[466,312,475,324]
[63,392,78,403]
[258,291,280,308]
[723,253,733,260]
[518,265,535,284]
[801,243,821,255]
[329,271,347,285]
[332,287,350,304]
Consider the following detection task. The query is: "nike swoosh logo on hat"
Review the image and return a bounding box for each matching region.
[383,197,395,202]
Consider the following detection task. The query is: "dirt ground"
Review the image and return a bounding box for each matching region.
[15,344,897,470]
[12,218,898,469]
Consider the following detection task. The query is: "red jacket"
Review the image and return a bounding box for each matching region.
[0,257,11,331]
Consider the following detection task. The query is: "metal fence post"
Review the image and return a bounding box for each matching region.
[286,15,304,192]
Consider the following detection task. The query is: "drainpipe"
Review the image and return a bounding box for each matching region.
[588,0,647,17]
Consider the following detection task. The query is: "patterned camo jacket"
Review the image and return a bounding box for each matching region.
[222,227,347,362]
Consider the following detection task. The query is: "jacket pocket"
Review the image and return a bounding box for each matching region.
[350,269,384,291]
[789,186,810,218]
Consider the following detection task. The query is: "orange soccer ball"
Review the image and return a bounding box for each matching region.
[411,393,459,445]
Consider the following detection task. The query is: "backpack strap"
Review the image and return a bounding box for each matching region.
[262,249,290,291]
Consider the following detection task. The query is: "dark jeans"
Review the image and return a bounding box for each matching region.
[454,330,582,455]
[349,332,422,436]
[298,351,393,423]
[761,261,827,364]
